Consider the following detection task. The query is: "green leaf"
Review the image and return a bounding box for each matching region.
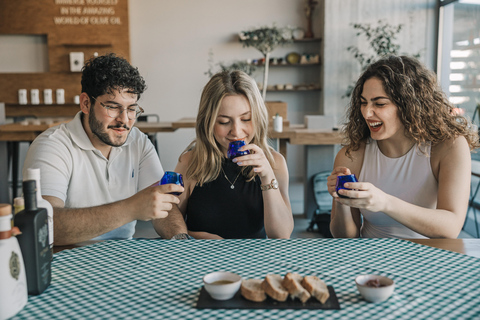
[345,19,422,98]
[238,25,293,55]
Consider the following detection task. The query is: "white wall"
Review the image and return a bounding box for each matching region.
[128,0,320,178]
[322,0,438,122]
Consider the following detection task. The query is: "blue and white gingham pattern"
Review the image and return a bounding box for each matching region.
[11,238,480,320]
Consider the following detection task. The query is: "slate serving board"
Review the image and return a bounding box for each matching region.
[195,286,340,310]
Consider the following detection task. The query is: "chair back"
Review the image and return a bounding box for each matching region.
[312,171,332,214]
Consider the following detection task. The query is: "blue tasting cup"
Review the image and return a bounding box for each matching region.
[227,140,250,159]
[336,174,358,198]
[160,171,184,196]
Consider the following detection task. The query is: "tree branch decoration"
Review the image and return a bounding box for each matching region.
[304,0,318,39]
[205,50,257,78]
[239,25,293,100]
[344,20,421,98]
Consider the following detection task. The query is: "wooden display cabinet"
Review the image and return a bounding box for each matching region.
[0,0,130,109]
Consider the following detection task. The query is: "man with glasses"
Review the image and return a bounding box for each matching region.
[23,53,190,245]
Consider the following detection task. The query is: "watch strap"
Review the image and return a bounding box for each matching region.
[261,179,278,191]
[170,233,194,240]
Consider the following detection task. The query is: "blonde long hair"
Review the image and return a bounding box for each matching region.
[182,70,275,186]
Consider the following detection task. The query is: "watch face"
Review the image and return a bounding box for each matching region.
[261,179,279,191]
[272,179,279,189]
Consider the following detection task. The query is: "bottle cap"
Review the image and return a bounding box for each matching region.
[25,168,40,181]
[14,197,24,207]
[0,204,12,216]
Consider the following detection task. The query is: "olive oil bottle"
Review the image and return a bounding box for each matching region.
[24,168,54,251]
[0,203,27,319]
[14,180,52,295]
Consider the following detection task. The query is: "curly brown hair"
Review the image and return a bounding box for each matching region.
[81,53,146,105]
[343,55,479,158]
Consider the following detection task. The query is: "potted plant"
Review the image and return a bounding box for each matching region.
[239,25,293,100]
[344,20,421,98]
[205,49,257,78]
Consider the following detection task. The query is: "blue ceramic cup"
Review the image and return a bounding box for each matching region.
[227,140,250,159]
[336,174,358,198]
[160,171,184,196]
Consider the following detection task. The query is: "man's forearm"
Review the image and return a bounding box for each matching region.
[53,202,132,245]
[152,205,187,239]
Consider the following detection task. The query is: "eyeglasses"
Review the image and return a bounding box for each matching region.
[91,96,144,120]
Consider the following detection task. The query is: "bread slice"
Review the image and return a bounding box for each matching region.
[301,275,330,304]
[261,274,289,302]
[282,273,311,303]
[240,279,267,302]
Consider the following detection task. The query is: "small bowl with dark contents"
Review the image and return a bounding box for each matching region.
[355,274,395,303]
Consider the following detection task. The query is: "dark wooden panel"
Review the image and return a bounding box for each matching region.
[0,0,130,107]
[1,74,81,105]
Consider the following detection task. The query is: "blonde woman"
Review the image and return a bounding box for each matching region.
[175,71,293,239]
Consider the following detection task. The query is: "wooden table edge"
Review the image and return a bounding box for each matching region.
[54,238,480,259]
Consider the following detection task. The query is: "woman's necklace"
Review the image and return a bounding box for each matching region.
[221,167,242,189]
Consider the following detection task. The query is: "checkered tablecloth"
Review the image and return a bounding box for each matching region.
[11,238,480,320]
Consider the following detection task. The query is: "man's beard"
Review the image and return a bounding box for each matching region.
[88,111,130,147]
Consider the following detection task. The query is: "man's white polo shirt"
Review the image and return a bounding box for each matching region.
[23,111,164,240]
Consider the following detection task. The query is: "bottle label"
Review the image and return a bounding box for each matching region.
[38,224,48,248]
[10,251,21,280]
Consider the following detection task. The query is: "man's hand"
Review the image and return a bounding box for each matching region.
[129,184,184,221]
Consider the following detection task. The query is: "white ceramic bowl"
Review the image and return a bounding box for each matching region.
[203,271,242,300]
[355,274,395,303]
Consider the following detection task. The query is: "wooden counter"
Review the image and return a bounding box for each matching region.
[0,119,71,141]
[134,121,176,133]
[269,124,343,145]
[0,119,179,141]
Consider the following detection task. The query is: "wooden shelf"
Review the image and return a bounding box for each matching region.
[0,1,129,111]
[0,119,70,132]
[5,104,80,118]
[293,38,322,43]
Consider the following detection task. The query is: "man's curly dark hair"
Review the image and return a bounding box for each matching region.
[343,55,479,159]
[81,53,146,103]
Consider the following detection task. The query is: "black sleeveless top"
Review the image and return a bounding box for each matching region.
[185,159,266,239]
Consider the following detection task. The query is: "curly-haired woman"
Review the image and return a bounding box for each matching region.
[174,70,293,239]
[328,55,479,239]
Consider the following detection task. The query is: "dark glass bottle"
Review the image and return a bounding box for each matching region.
[14,180,52,295]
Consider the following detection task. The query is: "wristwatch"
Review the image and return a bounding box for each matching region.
[260,179,279,191]
[171,233,194,240]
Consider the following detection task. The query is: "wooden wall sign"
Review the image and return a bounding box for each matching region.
[0,0,129,108]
